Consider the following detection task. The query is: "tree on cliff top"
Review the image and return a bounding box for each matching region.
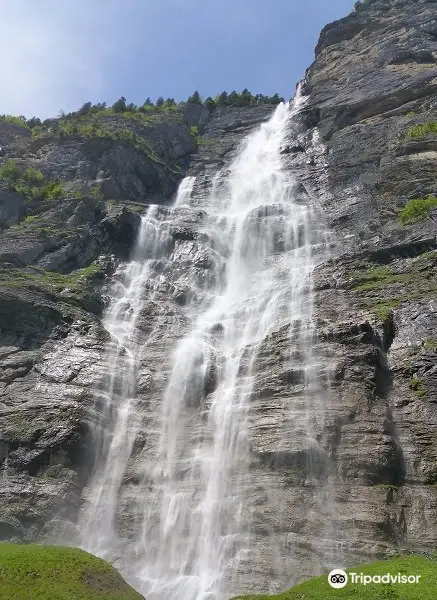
[187,90,202,104]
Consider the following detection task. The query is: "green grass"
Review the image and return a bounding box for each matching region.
[124,203,146,214]
[19,214,41,226]
[407,121,437,139]
[370,300,402,321]
[350,251,437,319]
[0,264,103,297]
[0,543,143,600]
[398,196,437,225]
[350,266,409,292]
[232,555,437,599]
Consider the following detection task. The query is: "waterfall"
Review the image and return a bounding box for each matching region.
[78,90,330,599]
[174,175,196,207]
[78,205,177,552]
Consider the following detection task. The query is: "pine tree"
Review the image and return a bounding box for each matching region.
[112,96,127,113]
[187,90,202,104]
[204,96,215,110]
[216,91,228,105]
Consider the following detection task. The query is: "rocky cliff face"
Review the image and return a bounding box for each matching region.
[282,0,437,574]
[1,0,437,594]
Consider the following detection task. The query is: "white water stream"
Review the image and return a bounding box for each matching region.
[79,91,329,599]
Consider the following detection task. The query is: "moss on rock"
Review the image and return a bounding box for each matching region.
[348,250,437,320]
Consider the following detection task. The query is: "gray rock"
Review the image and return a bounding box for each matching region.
[0,188,26,231]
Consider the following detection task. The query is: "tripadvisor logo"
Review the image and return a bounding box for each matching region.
[328,569,348,589]
[328,568,422,588]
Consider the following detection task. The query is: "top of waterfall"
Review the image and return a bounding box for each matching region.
[174,176,196,208]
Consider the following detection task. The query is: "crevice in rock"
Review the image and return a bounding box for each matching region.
[382,408,407,487]
[381,312,397,353]
[355,237,437,264]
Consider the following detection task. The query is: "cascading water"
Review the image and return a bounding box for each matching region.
[174,175,196,207]
[78,89,330,599]
[79,205,176,552]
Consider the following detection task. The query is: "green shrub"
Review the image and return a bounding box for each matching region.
[37,180,65,200]
[0,159,66,203]
[22,166,45,185]
[398,195,437,225]
[423,339,437,351]
[90,183,104,199]
[0,114,30,129]
[0,158,22,182]
[31,125,43,137]
[407,122,437,139]
[409,377,427,397]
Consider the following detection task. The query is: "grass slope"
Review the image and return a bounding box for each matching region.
[0,544,143,600]
[232,556,437,600]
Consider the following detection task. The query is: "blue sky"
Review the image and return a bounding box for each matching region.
[1,0,356,119]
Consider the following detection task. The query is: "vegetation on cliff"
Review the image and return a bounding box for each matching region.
[407,121,437,139]
[0,114,30,129]
[1,88,284,136]
[0,159,66,203]
[0,543,143,600]
[348,250,437,321]
[0,262,105,316]
[398,195,437,225]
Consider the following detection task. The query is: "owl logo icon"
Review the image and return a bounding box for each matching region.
[328,569,348,589]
